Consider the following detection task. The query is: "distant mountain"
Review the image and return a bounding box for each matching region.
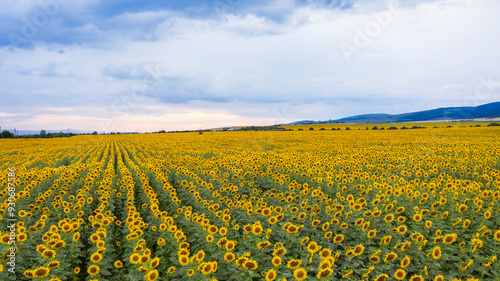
[287,101,500,124]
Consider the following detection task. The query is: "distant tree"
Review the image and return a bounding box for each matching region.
[309,127,314,130]
[487,122,500,126]
[372,126,379,130]
[388,126,398,130]
[2,130,14,138]
[92,131,98,135]
[319,128,325,130]
[40,130,47,138]
[298,128,303,131]
[346,127,350,130]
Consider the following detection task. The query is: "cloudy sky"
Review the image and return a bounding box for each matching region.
[1,0,499,132]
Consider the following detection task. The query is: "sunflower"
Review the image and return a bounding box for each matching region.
[187,269,194,276]
[53,240,65,249]
[443,233,457,244]
[257,241,271,249]
[286,224,299,234]
[394,269,406,280]
[219,227,228,235]
[397,225,407,234]
[34,267,50,278]
[293,268,307,281]
[384,252,398,262]
[96,240,105,248]
[409,275,424,281]
[374,274,389,281]
[74,267,80,274]
[312,220,321,227]
[87,265,100,276]
[266,268,277,281]
[306,241,319,253]
[274,247,287,256]
[458,204,467,213]
[400,255,411,268]
[317,268,333,279]
[384,214,394,223]
[91,252,103,263]
[129,253,141,264]
[342,269,354,278]
[287,259,302,270]
[243,260,258,270]
[243,224,253,233]
[271,256,282,267]
[319,259,332,269]
[47,261,60,269]
[333,234,344,243]
[494,230,500,241]
[224,252,235,262]
[217,238,228,247]
[206,235,214,243]
[425,220,432,228]
[114,260,123,268]
[179,255,189,266]
[72,232,80,242]
[178,249,189,256]
[150,257,160,268]
[300,237,310,245]
[42,250,56,259]
[369,255,380,264]
[17,233,28,242]
[201,263,213,275]
[319,248,332,259]
[434,275,444,281]
[236,256,248,267]
[145,269,159,281]
[36,245,47,254]
[168,266,176,274]
[90,233,100,243]
[269,216,278,224]
[352,244,364,256]
[432,246,441,260]
[367,229,377,239]
[226,241,236,251]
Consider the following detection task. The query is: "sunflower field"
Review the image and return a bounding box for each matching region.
[1,125,500,281]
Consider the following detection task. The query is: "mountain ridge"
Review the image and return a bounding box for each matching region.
[286,101,500,124]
